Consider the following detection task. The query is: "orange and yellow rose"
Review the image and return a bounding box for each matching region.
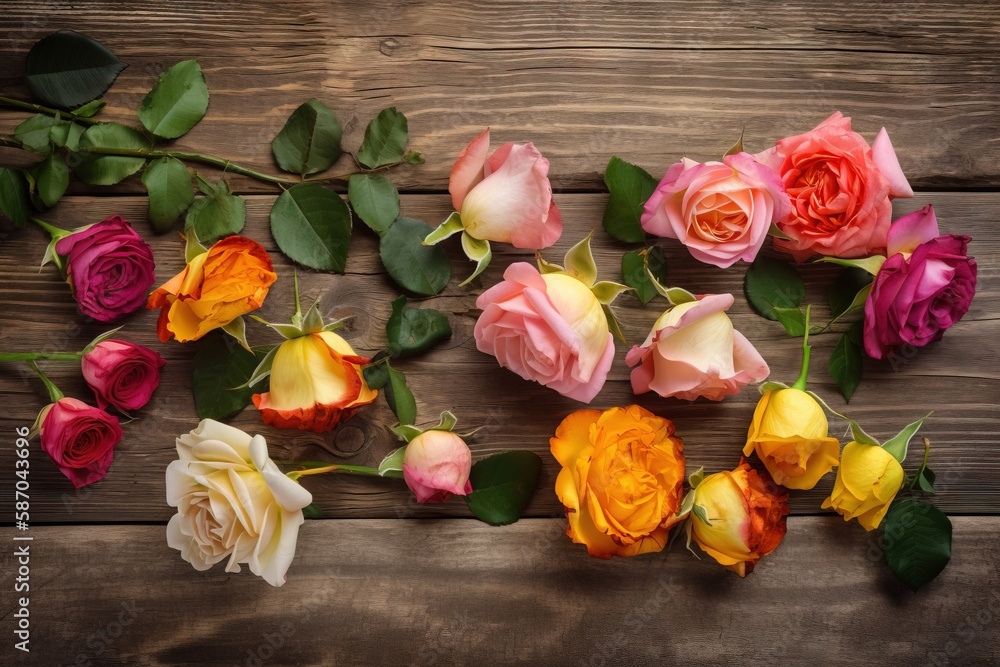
[147,236,277,343]
[550,405,685,558]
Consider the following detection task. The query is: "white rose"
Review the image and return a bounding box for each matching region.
[166,419,312,587]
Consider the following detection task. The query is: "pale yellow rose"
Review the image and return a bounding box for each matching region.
[822,441,905,531]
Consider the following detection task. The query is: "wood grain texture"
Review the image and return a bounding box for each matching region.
[2,517,998,666]
[1,193,996,522]
[1,0,999,193]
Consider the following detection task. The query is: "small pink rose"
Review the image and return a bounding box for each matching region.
[402,430,473,504]
[81,340,166,412]
[38,397,123,488]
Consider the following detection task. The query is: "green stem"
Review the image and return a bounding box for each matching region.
[30,216,71,240]
[287,463,383,481]
[0,95,100,126]
[0,135,26,150]
[28,361,64,403]
[791,305,812,391]
[0,352,83,362]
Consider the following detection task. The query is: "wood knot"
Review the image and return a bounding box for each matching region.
[379,38,401,56]
[332,424,369,456]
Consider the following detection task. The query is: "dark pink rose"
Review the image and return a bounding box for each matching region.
[55,216,156,322]
[38,397,123,488]
[81,340,166,412]
[863,205,977,359]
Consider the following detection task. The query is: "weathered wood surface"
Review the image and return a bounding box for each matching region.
[1,0,999,193]
[1,193,996,522]
[2,518,999,666]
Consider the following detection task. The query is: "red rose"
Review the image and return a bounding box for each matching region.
[81,340,166,412]
[39,398,123,488]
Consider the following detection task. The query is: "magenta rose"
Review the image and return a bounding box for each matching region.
[863,205,977,359]
[55,215,156,322]
[402,430,473,504]
[641,153,790,268]
[81,340,166,412]
[38,397,123,488]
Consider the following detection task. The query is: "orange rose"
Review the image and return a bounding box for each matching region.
[550,405,685,558]
[147,236,277,343]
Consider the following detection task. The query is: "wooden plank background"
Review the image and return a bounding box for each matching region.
[1,1,999,665]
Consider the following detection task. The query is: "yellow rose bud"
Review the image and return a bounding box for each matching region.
[550,405,685,558]
[821,441,905,531]
[743,388,840,490]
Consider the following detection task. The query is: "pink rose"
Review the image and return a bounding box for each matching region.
[863,205,977,359]
[448,129,563,248]
[756,112,913,262]
[626,294,769,401]
[38,397,123,488]
[474,262,615,403]
[81,340,166,412]
[55,215,156,322]
[641,153,790,268]
[402,430,473,503]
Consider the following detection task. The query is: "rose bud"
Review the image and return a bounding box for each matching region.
[863,205,977,360]
[38,397,123,488]
[54,215,156,323]
[252,331,377,433]
[641,153,790,268]
[626,293,769,401]
[166,420,313,587]
[402,430,473,504]
[550,405,685,558]
[691,459,789,576]
[743,388,840,490]
[821,441,904,531]
[81,340,166,412]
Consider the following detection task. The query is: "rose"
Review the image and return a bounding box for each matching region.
[54,215,156,322]
[743,388,840,490]
[147,235,277,343]
[165,420,313,587]
[402,430,473,503]
[252,331,377,432]
[641,153,790,268]
[474,262,615,403]
[755,111,913,262]
[626,293,769,401]
[81,340,166,412]
[446,128,562,248]
[38,397,123,488]
[690,459,789,577]
[863,205,977,359]
[550,405,685,558]
[821,442,904,531]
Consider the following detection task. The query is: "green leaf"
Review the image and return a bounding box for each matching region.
[459,233,491,287]
[357,107,408,169]
[380,217,451,296]
[384,365,417,425]
[744,255,806,320]
[302,503,323,520]
[75,122,149,185]
[882,413,932,464]
[692,504,712,526]
[829,267,874,319]
[49,120,85,151]
[591,281,632,306]
[423,211,464,246]
[0,168,30,227]
[563,231,598,286]
[270,183,352,272]
[71,99,106,118]
[31,155,69,209]
[772,306,807,337]
[378,446,407,476]
[362,355,390,390]
[403,150,424,165]
[192,332,269,420]
[829,321,864,402]
[138,60,209,139]
[271,99,343,176]
[917,467,937,494]
[142,157,194,233]
[688,467,705,489]
[348,173,399,235]
[25,31,126,109]
[185,175,245,242]
[883,498,952,592]
[386,295,452,358]
[848,419,881,447]
[819,255,886,276]
[465,451,542,526]
[602,156,656,244]
[621,246,667,305]
[14,114,56,154]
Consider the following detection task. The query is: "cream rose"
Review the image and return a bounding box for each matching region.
[166,420,313,587]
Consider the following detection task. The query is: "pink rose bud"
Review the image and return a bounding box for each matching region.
[55,216,156,322]
[81,340,166,412]
[402,430,473,504]
[38,397,123,488]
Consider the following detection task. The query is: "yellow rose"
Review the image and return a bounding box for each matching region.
[690,460,789,577]
[743,388,840,490]
[550,405,685,558]
[821,441,904,531]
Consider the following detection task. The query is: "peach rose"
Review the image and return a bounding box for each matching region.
[402,430,473,504]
